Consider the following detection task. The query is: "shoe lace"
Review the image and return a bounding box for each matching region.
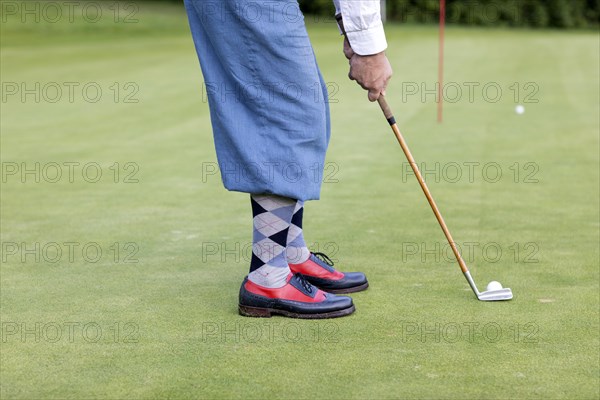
[312,252,334,266]
[294,273,313,294]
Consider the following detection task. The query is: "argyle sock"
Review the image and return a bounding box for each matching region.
[286,201,310,265]
[247,194,296,288]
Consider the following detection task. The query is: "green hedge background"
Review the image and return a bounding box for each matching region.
[298,0,600,28]
[148,0,599,28]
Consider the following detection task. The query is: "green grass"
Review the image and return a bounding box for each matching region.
[1,2,599,399]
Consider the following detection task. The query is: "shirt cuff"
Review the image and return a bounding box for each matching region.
[346,22,388,56]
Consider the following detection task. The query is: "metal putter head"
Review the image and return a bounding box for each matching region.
[463,271,513,302]
[477,287,513,301]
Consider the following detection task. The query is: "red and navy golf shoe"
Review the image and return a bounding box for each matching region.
[239,273,355,319]
[289,252,369,294]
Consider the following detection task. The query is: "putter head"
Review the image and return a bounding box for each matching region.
[463,271,513,301]
[477,288,513,301]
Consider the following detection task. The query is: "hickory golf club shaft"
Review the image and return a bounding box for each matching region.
[377,96,470,276]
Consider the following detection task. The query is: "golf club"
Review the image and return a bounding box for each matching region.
[377,96,513,301]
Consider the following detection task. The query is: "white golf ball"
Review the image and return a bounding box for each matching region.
[486,281,503,291]
[515,105,525,114]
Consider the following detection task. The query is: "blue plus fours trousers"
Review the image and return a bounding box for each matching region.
[184,0,331,201]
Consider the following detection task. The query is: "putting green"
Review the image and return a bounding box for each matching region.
[1,2,598,399]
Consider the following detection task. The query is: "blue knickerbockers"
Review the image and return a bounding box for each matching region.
[184,0,331,201]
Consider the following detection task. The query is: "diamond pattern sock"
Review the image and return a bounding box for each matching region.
[247,194,295,288]
[286,201,310,264]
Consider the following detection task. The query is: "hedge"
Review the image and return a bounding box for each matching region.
[298,0,600,28]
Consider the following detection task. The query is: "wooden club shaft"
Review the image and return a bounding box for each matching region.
[377,96,468,274]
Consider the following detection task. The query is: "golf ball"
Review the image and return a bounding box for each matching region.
[515,105,525,114]
[486,281,503,291]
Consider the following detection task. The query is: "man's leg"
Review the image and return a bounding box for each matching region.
[184,1,356,318]
[247,194,295,288]
[239,195,355,319]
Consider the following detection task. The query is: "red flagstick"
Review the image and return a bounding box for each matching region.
[438,0,446,123]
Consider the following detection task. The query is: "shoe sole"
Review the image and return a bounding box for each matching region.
[238,304,355,319]
[318,281,369,294]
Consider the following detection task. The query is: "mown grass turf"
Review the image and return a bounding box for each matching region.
[1,2,599,399]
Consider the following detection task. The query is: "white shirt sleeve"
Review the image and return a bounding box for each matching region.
[333,0,388,56]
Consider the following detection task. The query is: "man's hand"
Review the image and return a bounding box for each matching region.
[348,51,393,102]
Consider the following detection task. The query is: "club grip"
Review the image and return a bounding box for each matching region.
[377,96,396,125]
